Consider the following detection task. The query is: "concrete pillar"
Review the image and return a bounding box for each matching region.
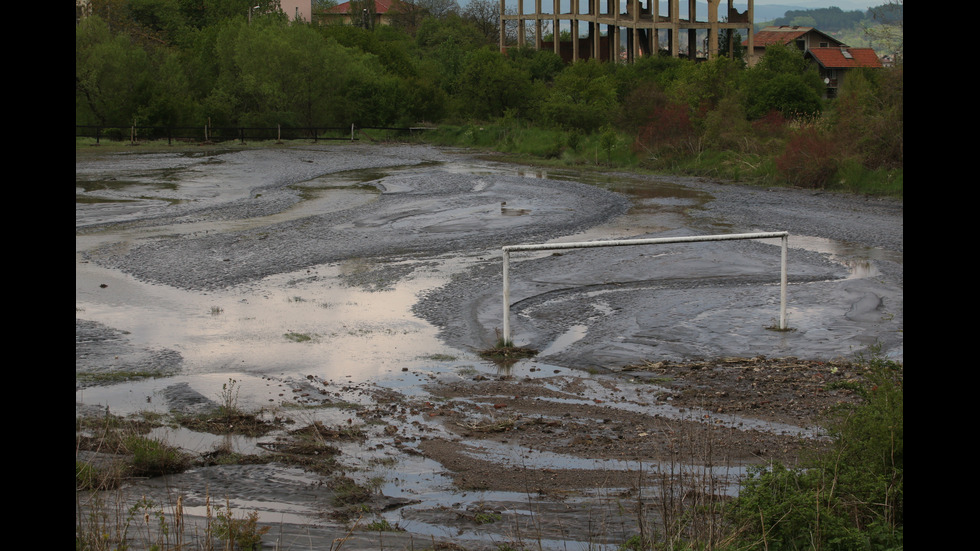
[499,0,506,51]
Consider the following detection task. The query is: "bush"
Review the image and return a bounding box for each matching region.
[632,101,697,168]
[774,127,838,188]
[726,347,903,550]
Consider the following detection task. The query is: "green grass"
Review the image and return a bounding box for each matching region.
[122,434,190,477]
[75,461,120,491]
[829,158,904,197]
[76,370,171,385]
[284,331,313,342]
[420,121,902,198]
[364,518,402,532]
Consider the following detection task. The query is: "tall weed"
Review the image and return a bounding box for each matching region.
[774,127,838,188]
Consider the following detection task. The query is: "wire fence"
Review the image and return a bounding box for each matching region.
[75,124,435,145]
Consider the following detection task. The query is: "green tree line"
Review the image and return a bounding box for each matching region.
[76,0,902,193]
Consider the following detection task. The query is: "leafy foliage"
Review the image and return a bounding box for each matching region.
[75,5,900,191]
[537,60,617,131]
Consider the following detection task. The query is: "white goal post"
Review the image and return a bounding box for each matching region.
[501,232,790,344]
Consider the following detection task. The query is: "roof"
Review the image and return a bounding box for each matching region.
[328,0,396,14]
[807,48,883,69]
[751,26,844,48]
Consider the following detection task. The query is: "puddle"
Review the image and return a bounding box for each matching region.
[538,324,588,356]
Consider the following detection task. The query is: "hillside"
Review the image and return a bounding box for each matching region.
[755,2,902,56]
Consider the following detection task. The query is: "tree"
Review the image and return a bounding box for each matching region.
[537,60,617,131]
[462,0,498,41]
[864,0,903,64]
[416,0,460,18]
[348,0,376,30]
[139,49,202,127]
[717,28,745,64]
[506,45,564,83]
[741,44,823,120]
[76,16,153,126]
[455,47,533,120]
[665,55,743,131]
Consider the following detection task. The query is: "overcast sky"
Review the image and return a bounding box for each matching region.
[758,1,879,8]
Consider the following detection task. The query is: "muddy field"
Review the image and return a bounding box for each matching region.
[76,143,902,550]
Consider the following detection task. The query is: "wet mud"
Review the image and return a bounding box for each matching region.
[76,143,902,550]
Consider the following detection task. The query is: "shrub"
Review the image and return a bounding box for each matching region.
[774,127,838,188]
[632,102,697,167]
[726,347,903,550]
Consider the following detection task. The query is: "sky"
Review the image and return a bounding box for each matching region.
[759,1,880,9]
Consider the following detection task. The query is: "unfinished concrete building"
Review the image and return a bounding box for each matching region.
[499,0,755,64]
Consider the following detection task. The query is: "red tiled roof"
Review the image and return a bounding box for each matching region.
[748,26,844,49]
[807,48,883,69]
[328,0,396,14]
[752,26,811,47]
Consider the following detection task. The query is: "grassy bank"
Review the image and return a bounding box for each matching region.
[77,125,903,200]
[418,122,903,199]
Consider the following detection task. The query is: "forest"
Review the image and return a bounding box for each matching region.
[76,0,903,195]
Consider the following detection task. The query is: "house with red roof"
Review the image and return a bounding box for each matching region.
[805,47,883,98]
[749,26,845,61]
[747,26,884,99]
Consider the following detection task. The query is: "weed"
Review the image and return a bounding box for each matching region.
[478,343,537,364]
[330,476,373,508]
[764,316,796,332]
[210,305,223,315]
[368,456,398,468]
[76,370,170,385]
[284,331,313,342]
[214,498,270,550]
[122,434,189,477]
[176,379,279,437]
[420,353,459,361]
[364,518,402,532]
[478,329,538,364]
[474,512,502,525]
[455,415,516,433]
[76,461,122,491]
[218,378,241,418]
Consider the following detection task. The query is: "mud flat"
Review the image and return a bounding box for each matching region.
[76,143,902,550]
